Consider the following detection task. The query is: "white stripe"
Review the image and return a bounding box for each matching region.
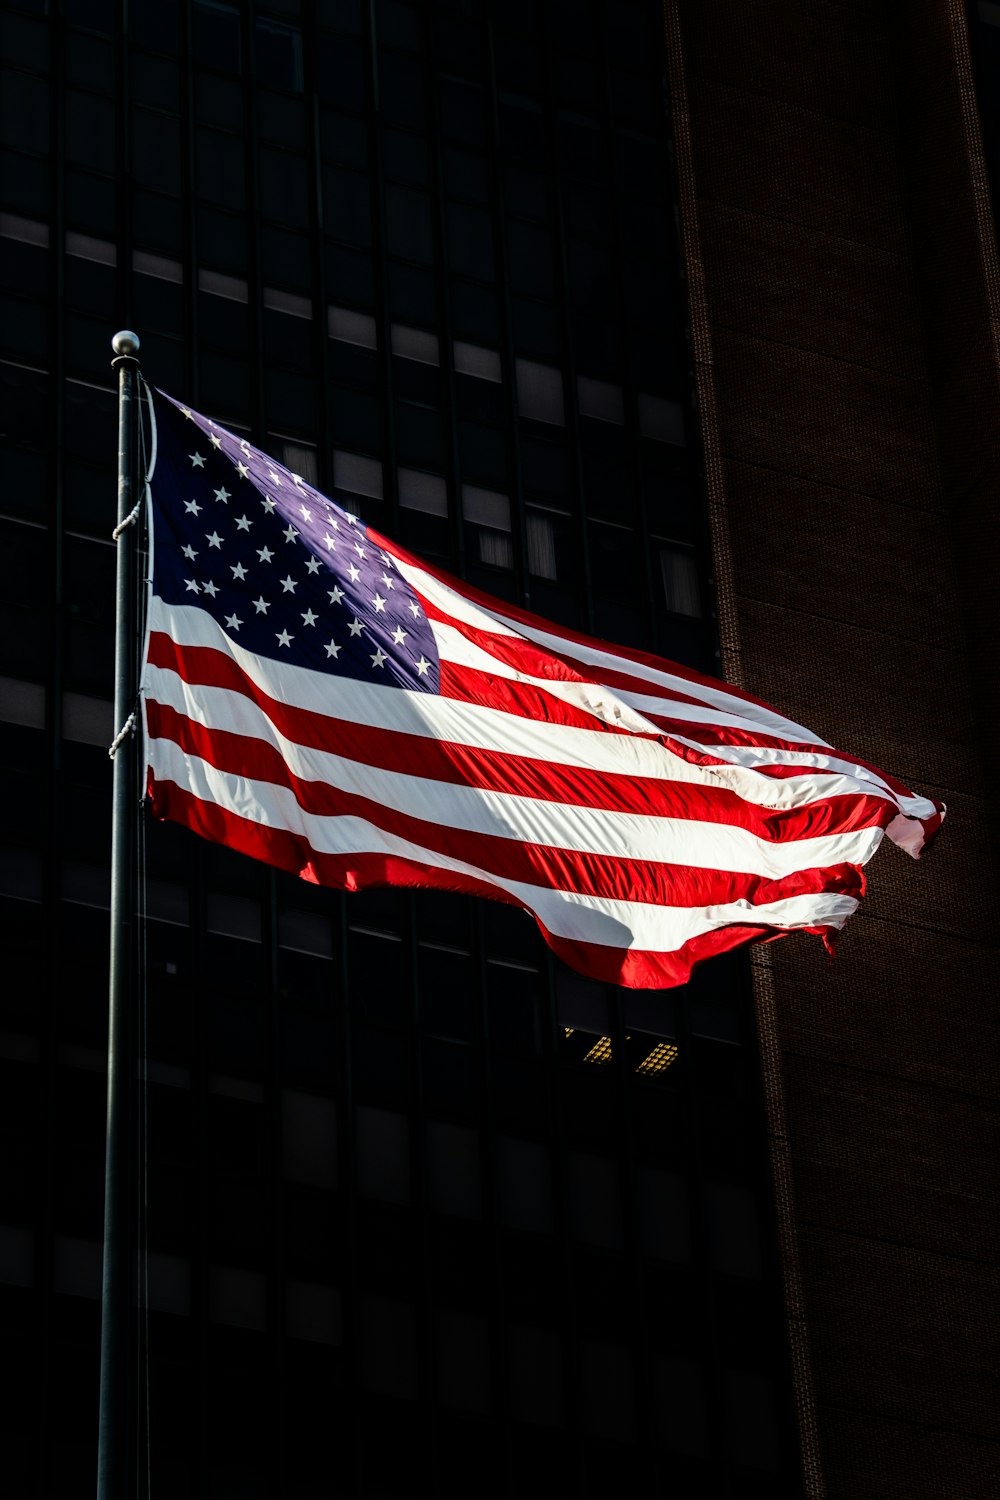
[144,598,928,826]
[145,667,888,877]
[151,738,863,950]
[392,549,823,743]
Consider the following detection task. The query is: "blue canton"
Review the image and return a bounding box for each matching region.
[151,391,440,694]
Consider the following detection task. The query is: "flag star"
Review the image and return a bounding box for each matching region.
[257,545,274,563]
[231,562,247,580]
[202,580,219,597]
[416,656,431,676]
[301,608,318,627]
[225,613,242,631]
[328,518,340,530]
[276,630,293,648]
[267,470,282,486]
[182,544,198,561]
[353,541,366,559]
[235,514,252,531]
[324,639,341,659]
[408,601,421,617]
[324,534,337,551]
[184,499,202,515]
[391,625,407,645]
[261,496,277,515]
[305,556,321,575]
[346,512,359,525]
[253,596,270,614]
[292,473,304,487]
[280,575,297,593]
[214,486,230,504]
[328,585,344,605]
[240,439,252,455]
[372,593,387,614]
[348,618,363,637]
[347,563,361,583]
[370,647,388,669]
[236,461,250,479]
[299,503,312,521]
[210,434,223,450]
[206,531,223,548]
[184,578,200,593]
[283,524,298,544]
[189,452,206,467]
[180,406,193,419]
[380,572,395,590]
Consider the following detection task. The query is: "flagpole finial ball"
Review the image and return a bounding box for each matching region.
[112,330,140,357]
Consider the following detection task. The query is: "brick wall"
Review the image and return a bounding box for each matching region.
[667,2,1000,1494]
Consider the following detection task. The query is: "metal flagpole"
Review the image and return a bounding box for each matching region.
[97,330,143,1500]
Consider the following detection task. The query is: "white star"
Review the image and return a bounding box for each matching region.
[253,596,270,614]
[202,580,219,597]
[184,499,201,515]
[180,406,193,419]
[214,486,230,504]
[305,556,321,574]
[348,618,363,637]
[261,496,277,515]
[353,542,366,559]
[235,514,252,531]
[370,647,387,669]
[276,629,293,648]
[301,608,318,627]
[328,518,340,530]
[324,534,337,551]
[407,601,421,617]
[210,434,223,450]
[182,544,198,561]
[231,562,247,580]
[280,575,297,593]
[225,613,242,631]
[257,545,274,563]
[324,639,341,659]
[184,578,200,593]
[189,452,206,468]
[372,593,386,614]
[283,524,298,544]
[240,439,251,455]
[206,531,222,548]
[236,461,250,479]
[267,469,282,486]
[347,563,361,583]
[328,585,344,605]
[391,625,407,645]
[381,572,395,590]
[299,503,312,521]
[292,473,305,487]
[346,512,359,525]
[416,656,430,676]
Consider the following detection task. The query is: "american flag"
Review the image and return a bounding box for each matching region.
[142,389,945,988]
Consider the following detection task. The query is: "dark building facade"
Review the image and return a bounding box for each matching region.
[0,1,997,1497]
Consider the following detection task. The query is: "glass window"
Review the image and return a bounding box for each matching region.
[434,1308,491,1412]
[260,148,309,227]
[577,1339,636,1442]
[323,167,371,244]
[508,221,555,299]
[447,202,494,281]
[193,0,241,72]
[65,90,114,171]
[439,78,486,145]
[507,1325,565,1427]
[255,17,304,92]
[196,128,245,208]
[361,1295,418,1398]
[356,1104,411,1204]
[704,1182,762,1279]
[495,1136,552,1234]
[567,1152,623,1250]
[426,1120,482,1218]
[515,359,564,425]
[282,1090,337,1188]
[385,184,433,263]
[2,72,50,157]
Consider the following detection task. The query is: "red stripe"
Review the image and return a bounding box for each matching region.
[146,699,868,909]
[375,527,792,717]
[147,774,840,989]
[147,631,897,839]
